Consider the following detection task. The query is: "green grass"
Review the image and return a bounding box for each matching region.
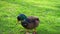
[0,0,60,34]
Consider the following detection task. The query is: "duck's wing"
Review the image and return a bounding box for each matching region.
[27,16,40,28]
[28,16,40,22]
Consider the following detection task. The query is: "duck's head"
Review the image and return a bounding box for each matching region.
[17,14,27,21]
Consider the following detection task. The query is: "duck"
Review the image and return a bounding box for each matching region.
[17,14,40,34]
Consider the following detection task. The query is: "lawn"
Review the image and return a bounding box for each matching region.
[0,0,60,34]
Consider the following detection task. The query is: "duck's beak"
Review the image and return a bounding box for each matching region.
[16,20,21,25]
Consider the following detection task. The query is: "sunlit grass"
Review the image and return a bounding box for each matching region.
[0,0,60,34]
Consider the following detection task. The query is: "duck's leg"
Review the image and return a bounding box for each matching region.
[25,29,30,34]
[33,28,37,34]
